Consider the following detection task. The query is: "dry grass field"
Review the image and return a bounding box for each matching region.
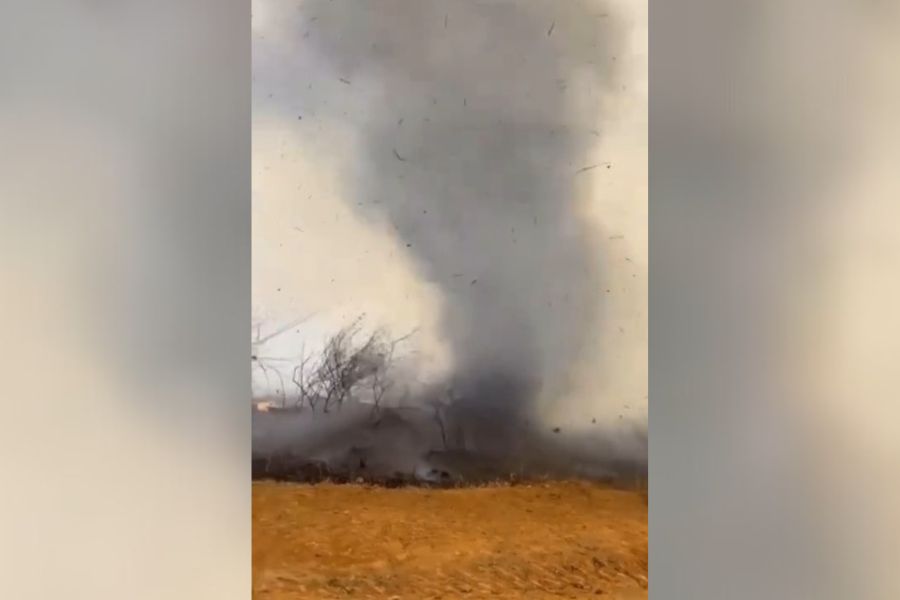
[253,480,647,599]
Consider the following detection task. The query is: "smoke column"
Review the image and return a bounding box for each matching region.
[253,0,646,476]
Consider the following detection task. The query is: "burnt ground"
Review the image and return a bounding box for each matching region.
[251,404,647,488]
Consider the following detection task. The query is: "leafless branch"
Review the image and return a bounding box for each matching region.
[286,317,415,414]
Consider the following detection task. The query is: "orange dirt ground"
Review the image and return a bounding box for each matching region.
[253,481,647,599]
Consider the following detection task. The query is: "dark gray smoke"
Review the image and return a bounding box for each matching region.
[253,0,643,479]
[303,0,616,408]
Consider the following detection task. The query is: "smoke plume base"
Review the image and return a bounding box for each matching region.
[252,403,646,486]
[251,318,646,486]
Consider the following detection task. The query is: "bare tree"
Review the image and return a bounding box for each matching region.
[370,355,393,413]
[252,313,317,407]
[290,346,317,410]
[427,387,455,452]
[289,317,416,413]
[370,327,417,413]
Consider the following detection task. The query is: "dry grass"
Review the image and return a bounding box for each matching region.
[253,480,647,599]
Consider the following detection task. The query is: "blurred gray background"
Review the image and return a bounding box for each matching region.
[652,1,900,598]
[0,1,250,598]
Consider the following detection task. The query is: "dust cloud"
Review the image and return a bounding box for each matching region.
[252,0,646,480]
